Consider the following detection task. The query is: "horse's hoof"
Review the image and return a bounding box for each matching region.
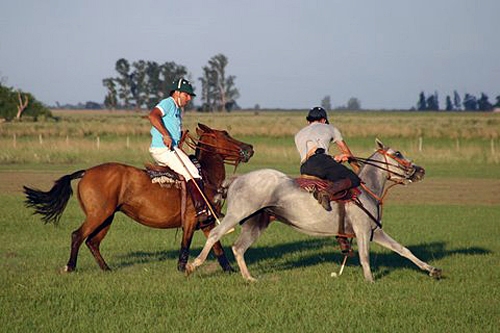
[245,276,257,283]
[61,265,74,273]
[429,267,442,279]
[184,263,195,276]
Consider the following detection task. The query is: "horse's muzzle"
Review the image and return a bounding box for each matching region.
[409,165,425,182]
[240,144,254,163]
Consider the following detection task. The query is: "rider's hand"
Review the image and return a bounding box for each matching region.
[334,153,349,163]
[163,136,173,150]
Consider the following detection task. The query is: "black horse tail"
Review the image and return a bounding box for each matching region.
[23,170,86,224]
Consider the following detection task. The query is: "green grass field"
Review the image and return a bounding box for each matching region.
[1,110,499,332]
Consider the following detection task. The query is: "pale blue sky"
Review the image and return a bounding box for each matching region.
[1,0,499,109]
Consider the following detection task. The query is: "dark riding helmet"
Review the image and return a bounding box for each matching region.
[169,78,196,97]
[306,106,329,124]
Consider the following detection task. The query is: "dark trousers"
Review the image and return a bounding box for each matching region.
[300,153,361,188]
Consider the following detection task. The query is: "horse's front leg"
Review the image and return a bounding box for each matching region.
[351,219,375,282]
[177,215,197,272]
[185,214,239,276]
[372,229,442,279]
[201,224,235,273]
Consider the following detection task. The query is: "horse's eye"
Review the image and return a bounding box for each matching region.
[394,151,403,158]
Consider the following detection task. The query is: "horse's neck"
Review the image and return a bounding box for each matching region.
[198,153,225,187]
[358,154,387,197]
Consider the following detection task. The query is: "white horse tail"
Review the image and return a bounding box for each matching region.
[213,176,239,204]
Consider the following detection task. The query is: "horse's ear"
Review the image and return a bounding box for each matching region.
[197,123,212,135]
[375,138,385,150]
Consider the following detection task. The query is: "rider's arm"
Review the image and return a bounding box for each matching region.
[335,140,361,173]
[148,107,173,149]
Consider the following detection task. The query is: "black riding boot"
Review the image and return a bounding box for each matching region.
[186,179,213,225]
[336,202,353,257]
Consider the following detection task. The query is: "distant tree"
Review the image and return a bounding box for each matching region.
[453,90,461,111]
[426,92,439,111]
[445,95,453,111]
[463,93,478,111]
[130,60,148,109]
[115,58,132,108]
[102,78,118,109]
[199,54,239,112]
[494,95,500,108]
[103,59,190,110]
[85,101,102,110]
[0,83,51,120]
[417,91,427,111]
[477,93,493,111]
[346,97,361,110]
[321,95,331,110]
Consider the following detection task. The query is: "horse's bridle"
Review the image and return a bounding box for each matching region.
[183,130,249,170]
[350,148,419,237]
[353,148,416,185]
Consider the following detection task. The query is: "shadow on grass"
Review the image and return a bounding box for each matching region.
[114,238,491,277]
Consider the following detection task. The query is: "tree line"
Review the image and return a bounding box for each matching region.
[0,82,52,121]
[415,91,500,111]
[102,53,239,112]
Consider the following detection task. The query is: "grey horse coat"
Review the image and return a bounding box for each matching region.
[186,140,442,282]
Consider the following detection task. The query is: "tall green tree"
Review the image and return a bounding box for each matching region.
[102,78,118,109]
[115,58,132,108]
[445,95,453,111]
[347,97,361,110]
[417,92,427,111]
[321,95,331,110]
[453,90,461,110]
[199,54,239,112]
[463,93,477,111]
[477,93,493,111]
[0,83,51,120]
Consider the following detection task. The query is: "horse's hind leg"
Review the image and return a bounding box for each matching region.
[372,229,442,279]
[85,215,114,271]
[65,215,112,272]
[232,212,271,282]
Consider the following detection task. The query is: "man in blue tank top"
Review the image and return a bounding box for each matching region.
[148,78,212,224]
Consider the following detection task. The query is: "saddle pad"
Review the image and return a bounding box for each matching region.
[294,175,361,202]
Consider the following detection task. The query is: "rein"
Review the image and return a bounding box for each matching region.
[349,149,415,239]
[183,131,244,172]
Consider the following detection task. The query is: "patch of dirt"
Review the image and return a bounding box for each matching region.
[388,178,500,206]
[1,171,499,206]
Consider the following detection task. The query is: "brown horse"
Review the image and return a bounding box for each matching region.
[23,123,254,273]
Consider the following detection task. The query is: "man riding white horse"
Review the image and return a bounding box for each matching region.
[294,107,361,255]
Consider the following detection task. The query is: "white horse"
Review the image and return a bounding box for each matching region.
[186,140,442,282]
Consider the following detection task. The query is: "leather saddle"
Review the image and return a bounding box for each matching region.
[144,155,201,188]
[295,175,361,211]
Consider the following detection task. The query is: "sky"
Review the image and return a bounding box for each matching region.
[1,0,499,110]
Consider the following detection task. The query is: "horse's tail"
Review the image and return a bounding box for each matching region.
[213,176,238,204]
[23,170,86,224]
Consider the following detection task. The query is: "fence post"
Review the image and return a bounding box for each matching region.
[13,134,16,148]
[126,136,130,149]
[456,138,460,152]
[491,138,496,155]
[418,137,423,152]
[97,136,100,150]
[39,134,43,145]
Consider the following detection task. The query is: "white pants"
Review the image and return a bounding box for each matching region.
[149,147,201,181]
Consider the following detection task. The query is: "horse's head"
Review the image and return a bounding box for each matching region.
[195,123,254,165]
[375,139,425,184]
